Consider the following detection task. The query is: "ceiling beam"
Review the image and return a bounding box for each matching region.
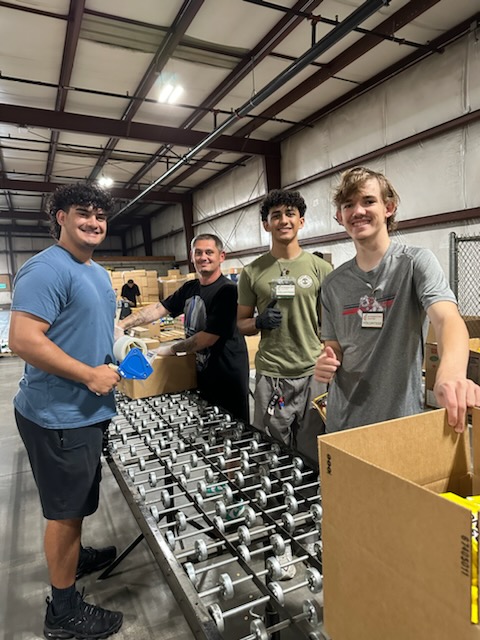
[233,0,443,140]
[0,178,185,203]
[43,0,86,187]
[113,0,389,220]
[0,1,64,19]
[88,0,205,182]
[0,103,279,156]
[0,211,47,221]
[0,223,126,236]
[125,0,323,187]
[0,224,51,235]
[277,12,480,139]
[165,0,442,190]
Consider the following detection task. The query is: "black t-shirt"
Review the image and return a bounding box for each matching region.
[162,275,249,422]
[121,283,140,306]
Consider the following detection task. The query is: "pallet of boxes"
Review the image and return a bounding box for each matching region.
[109,268,160,306]
[111,268,197,400]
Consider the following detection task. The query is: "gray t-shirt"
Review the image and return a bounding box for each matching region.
[321,243,456,433]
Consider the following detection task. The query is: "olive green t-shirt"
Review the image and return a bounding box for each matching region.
[238,251,332,378]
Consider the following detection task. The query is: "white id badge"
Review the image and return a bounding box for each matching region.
[361,312,384,328]
[271,276,295,299]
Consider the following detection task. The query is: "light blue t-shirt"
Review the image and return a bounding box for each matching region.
[12,245,117,428]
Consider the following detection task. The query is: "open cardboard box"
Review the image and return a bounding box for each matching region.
[318,408,480,640]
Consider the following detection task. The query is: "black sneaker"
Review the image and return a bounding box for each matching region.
[44,591,123,639]
[76,546,117,580]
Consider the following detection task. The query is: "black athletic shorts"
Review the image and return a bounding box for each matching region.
[15,409,110,520]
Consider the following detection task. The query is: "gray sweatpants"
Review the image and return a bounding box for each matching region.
[253,373,326,464]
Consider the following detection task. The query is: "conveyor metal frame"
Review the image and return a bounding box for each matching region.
[105,391,324,640]
[107,454,224,640]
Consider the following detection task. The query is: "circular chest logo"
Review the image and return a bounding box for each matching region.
[297,274,313,289]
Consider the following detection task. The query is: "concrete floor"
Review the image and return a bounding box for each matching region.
[1,355,195,640]
[1,348,325,640]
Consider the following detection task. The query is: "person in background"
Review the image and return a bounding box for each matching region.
[315,166,480,433]
[237,189,332,458]
[9,183,123,639]
[116,233,249,423]
[121,278,142,307]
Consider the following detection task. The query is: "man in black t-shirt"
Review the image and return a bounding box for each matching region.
[121,279,141,307]
[116,234,249,422]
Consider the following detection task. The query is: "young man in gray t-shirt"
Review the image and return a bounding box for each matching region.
[315,166,480,434]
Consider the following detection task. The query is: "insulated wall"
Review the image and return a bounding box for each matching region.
[194,156,268,270]
[150,204,187,269]
[192,30,480,277]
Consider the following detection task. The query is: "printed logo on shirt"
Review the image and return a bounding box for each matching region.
[297,274,313,289]
[357,295,384,317]
[341,293,396,316]
[184,295,210,371]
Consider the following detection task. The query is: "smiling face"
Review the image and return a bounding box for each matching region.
[191,238,225,282]
[263,204,305,246]
[335,177,394,244]
[56,204,107,260]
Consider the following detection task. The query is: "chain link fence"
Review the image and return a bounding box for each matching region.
[449,232,480,333]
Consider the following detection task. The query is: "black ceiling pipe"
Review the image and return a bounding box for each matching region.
[110,0,388,222]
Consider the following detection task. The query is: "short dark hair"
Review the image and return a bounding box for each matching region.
[127,279,134,284]
[46,183,115,240]
[191,233,224,252]
[260,189,307,221]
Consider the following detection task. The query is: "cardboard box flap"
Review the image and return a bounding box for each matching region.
[320,409,470,489]
[318,408,480,640]
[320,441,476,640]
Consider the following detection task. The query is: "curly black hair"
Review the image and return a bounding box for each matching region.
[260,189,306,221]
[46,183,115,240]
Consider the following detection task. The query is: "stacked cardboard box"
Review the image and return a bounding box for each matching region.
[158,328,185,343]
[129,325,161,340]
[0,273,12,306]
[318,408,480,640]
[127,317,185,342]
[0,274,11,290]
[425,316,480,408]
[158,269,196,299]
[109,269,160,303]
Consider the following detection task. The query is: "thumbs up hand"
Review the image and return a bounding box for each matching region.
[315,345,341,383]
[255,299,282,330]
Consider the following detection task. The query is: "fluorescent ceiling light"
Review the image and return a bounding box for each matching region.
[168,85,183,104]
[158,83,174,102]
[158,83,183,104]
[98,176,113,188]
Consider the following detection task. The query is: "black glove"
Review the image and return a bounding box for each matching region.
[255,299,282,330]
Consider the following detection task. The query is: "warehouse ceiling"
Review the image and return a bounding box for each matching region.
[0,0,478,238]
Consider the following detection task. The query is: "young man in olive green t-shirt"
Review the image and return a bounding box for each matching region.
[237,189,331,459]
